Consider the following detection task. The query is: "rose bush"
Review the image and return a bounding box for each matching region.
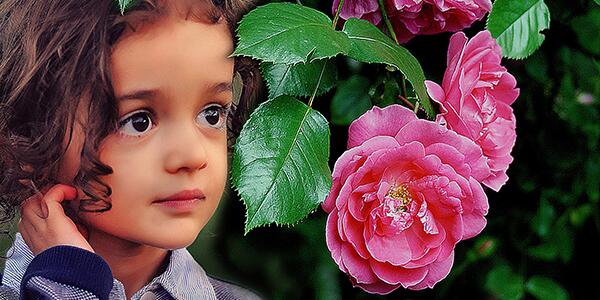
[322,104,491,293]
[426,30,520,191]
[332,0,492,43]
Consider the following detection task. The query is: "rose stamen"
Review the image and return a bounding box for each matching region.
[374,184,417,233]
[385,184,413,213]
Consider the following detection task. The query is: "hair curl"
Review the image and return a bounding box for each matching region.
[0,0,260,229]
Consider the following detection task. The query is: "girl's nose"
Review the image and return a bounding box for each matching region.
[163,123,208,174]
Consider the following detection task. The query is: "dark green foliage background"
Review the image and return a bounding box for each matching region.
[193,0,600,299]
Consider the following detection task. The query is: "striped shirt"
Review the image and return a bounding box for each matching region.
[0,233,261,300]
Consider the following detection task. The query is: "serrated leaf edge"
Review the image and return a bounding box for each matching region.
[229,172,325,235]
[486,0,550,60]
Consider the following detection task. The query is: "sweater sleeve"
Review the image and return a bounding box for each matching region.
[19,246,114,300]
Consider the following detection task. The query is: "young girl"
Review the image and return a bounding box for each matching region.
[0,0,261,299]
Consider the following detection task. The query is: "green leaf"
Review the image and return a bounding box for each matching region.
[261,60,337,100]
[115,0,139,15]
[330,75,372,126]
[233,3,350,64]
[595,0,600,6]
[381,77,401,107]
[524,52,550,83]
[571,9,600,56]
[341,18,434,118]
[368,74,402,107]
[487,0,550,59]
[526,276,569,300]
[570,204,593,227]
[531,198,555,238]
[485,264,525,300]
[554,217,574,263]
[528,214,574,263]
[231,96,332,234]
[528,242,558,261]
[586,155,600,202]
[295,219,343,300]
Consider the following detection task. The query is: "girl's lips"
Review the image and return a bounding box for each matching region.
[154,189,205,203]
[153,198,202,211]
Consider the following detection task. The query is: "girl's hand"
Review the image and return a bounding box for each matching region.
[18,184,94,256]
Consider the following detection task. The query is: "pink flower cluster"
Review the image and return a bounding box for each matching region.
[332,0,492,43]
[322,31,519,294]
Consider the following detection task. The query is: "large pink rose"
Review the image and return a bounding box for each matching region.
[322,105,491,294]
[425,30,520,191]
[331,0,491,43]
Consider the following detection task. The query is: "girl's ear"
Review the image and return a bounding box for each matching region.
[233,71,243,106]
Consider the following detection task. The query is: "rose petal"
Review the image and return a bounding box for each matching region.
[341,243,378,284]
[462,178,488,239]
[408,251,455,290]
[342,210,370,259]
[366,231,412,266]
[371,260,428,287]
[404,244,443,269]
[348,105,417,149]
[354,280,399,295]
[437,215,463,259]
[395,120,490,181]
[325,211,346,273]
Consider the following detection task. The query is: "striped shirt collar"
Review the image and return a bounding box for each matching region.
[3,233,217,300]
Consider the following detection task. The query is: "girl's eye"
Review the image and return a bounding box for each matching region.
[118,110,154,137]
[197,103,231,129]
[116,104,230,137]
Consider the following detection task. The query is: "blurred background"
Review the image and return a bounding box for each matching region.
[2,0,599,299]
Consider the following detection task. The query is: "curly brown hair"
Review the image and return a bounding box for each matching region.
[0,0,260,228]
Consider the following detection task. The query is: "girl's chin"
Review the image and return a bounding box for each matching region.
[140,233,199,250]
[153,239,196,250]
[87,227,200,251]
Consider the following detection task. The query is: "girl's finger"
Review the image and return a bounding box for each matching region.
[20,197,49,228]
[20,194,46,219]
[41,184,78,217]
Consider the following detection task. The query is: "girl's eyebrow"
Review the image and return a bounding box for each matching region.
[211,82,233,94]
[117,89,159,102]
[116,82,233,102]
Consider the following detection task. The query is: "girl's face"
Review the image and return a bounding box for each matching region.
[60,14,234,250]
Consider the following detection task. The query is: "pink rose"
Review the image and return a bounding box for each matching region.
[331,0,491,43]
[425,30,520,191]
[322,105,491,294]
[388,0,492,43]
[332,0,382,26]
